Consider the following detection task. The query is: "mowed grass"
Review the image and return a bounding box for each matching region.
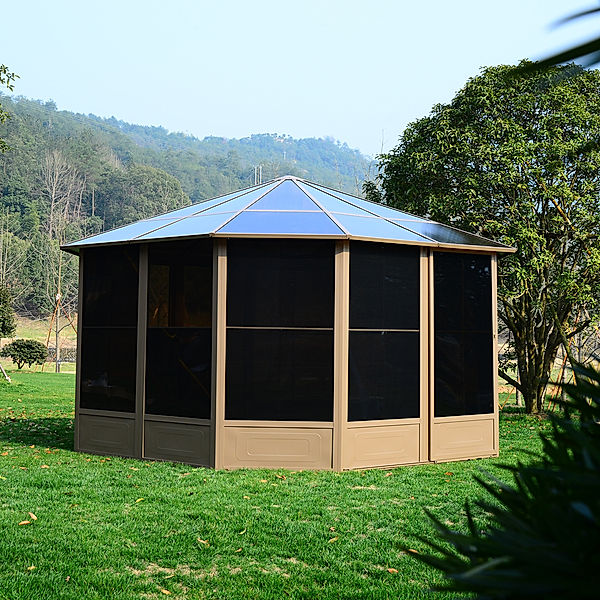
[0,374,549,600]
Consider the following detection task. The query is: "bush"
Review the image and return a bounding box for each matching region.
[0,339,48,369]
[413,363,600,598]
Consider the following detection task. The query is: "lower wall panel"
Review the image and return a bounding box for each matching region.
[144,421,211,466]
[78,414,136,457]
[431,418,495,461]
[223,427,332,469]
[344,424,420,469]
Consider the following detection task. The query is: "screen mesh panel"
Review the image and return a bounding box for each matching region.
[146,239,212,418]
[80,328,137,412]
[226,329,333,421]
[80,246,139,412]
[350,242,420,330]
[227,239,334,328]
[348,242,420,422]
[348,331,420,421]
[434,252,493,417]
[145,328,212,418]
[82,246,138,327]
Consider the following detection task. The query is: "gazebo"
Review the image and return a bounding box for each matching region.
[62,176,514,470]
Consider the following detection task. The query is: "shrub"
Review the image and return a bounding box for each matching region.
[0,339,48,369]
[412,363,600,598]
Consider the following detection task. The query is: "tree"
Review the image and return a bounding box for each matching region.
[0,64,18,153]
[0,339,47,369]
[370,62,600,413]
[410,363,600,598]
[0,283,16,338]
[97,164,189,229]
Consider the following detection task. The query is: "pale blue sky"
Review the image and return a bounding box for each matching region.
[2,1,600,156]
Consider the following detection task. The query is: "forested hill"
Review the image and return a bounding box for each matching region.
[1,95,371,203]
[0,94,373,317]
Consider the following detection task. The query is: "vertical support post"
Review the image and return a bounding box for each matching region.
[333,240,350,471]
[212,239,227,469]
[419,248,429,463]
[427,250,435,462]
[135,244,148,459]
[492,253,499,455]
[74,251,84,452]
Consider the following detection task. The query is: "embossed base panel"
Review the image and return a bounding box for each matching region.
[223,427,333,469]
[344,424,420,469]
[144,421,211,466]
[431,418,495,461]
[78,414,136,457]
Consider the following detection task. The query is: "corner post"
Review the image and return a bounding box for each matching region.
[333,240,350,471]
[492,253,499,455]
[134,244,148,459]
[419,248,430,462]
[212,239,227,469]
[74,251,84,452]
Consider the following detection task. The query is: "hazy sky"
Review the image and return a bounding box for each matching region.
[2,1,600,156]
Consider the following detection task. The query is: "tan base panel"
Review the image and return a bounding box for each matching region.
[343,424,420,469]
[144,421,211,466]
[222,427,333,469]
[78,414,136,458]
[431,418,495,461]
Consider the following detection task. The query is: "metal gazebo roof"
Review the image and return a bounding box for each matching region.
[62,176,514,253]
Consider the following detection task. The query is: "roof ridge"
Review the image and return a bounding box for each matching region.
[293,180,349,236]
[300,180,438,244]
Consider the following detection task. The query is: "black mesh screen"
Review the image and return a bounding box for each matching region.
[80,327,137,412]
[348,331,420,421]
[434,332,494,417]
[347,241,421,422]
[227,239,334,328]
[82,246,138,327]
[225,329,333,421]
[80,246,139,412]
[145,239,213,418]
[350,242,420,330]
[145,328,211,418]
[434,252,493,417]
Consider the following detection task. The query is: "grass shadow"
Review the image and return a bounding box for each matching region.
[0,417,74,450]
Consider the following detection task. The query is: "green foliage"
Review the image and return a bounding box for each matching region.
[413,363,600,598]
[0,284,16,338]
[98,164,189,229]
[0,64,18,153]
[0,339,47,369]
[372,62,600,412]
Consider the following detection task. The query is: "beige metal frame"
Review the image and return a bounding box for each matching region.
[428,250,499,462]
[76,248,137,459]
[74,240,500,470]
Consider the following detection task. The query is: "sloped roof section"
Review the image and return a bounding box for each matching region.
[62,176,515,253]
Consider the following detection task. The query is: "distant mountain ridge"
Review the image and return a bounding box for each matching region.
[0,94,374,317]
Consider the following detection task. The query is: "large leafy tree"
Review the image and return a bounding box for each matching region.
[369,62,600,413]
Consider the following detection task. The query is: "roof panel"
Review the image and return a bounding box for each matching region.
[144,182,276,221]
[331,213,431,243]
[218,210,345,235]
[304,182,423,220]
[296,182,372,216]
[138,212,237,240]
[397,221,507,248]
[249,180,319,211]
[65,217,181,247]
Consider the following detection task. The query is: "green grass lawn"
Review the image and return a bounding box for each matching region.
[0,373,549,600]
